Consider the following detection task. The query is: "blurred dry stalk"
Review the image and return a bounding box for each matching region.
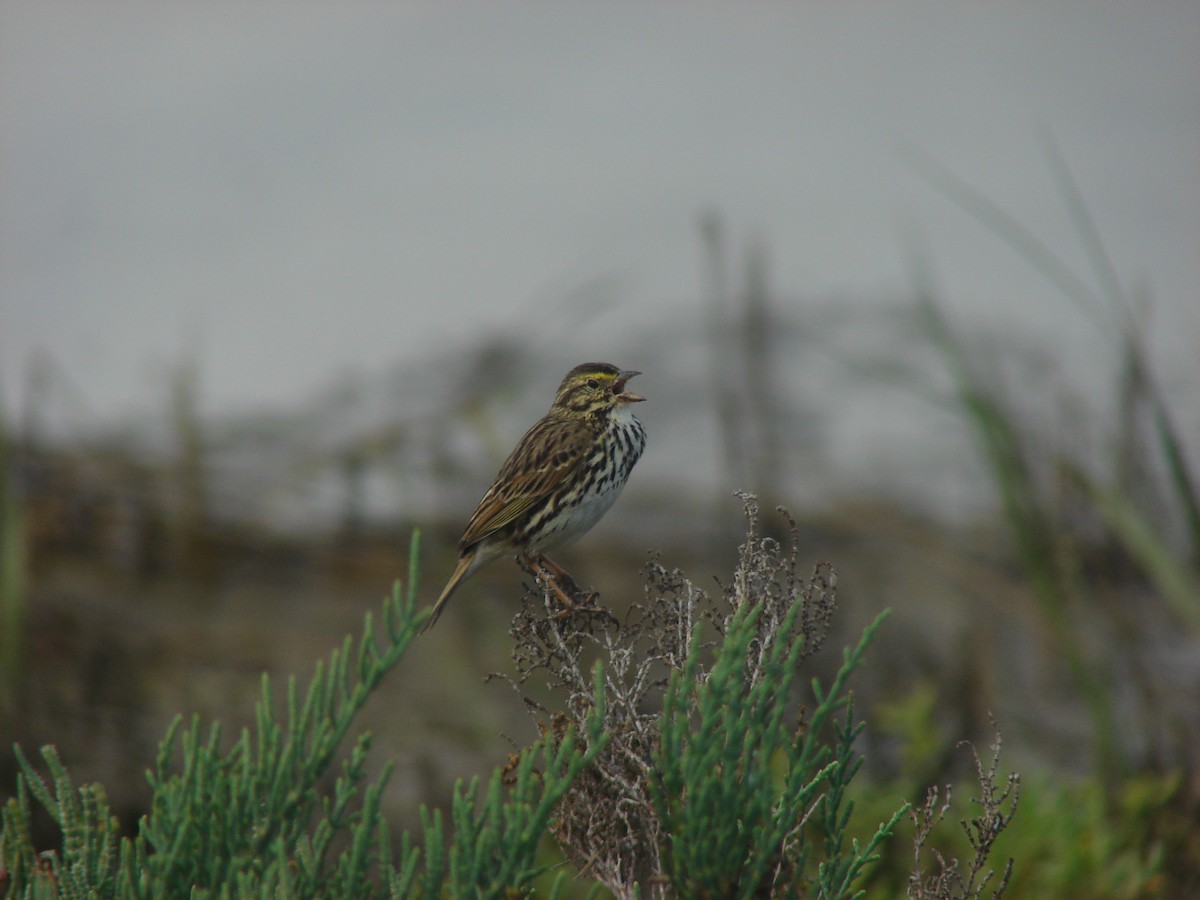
[168,358,213,577]
[700,213,786,517]
[493,492,842,897]
[0,404,28,709]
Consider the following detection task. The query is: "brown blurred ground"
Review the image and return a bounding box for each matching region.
[2,441,1050,845]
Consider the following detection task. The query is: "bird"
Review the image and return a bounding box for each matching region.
[421,362,647,632]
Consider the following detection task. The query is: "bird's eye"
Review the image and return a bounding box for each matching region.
[587,379,599,389]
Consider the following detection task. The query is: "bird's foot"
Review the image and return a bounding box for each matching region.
[522,554,601,614]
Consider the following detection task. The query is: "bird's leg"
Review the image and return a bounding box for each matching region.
[534,554,571,581]
[521,554,598,610]
[521,554,577,607]
[538,555,601,609]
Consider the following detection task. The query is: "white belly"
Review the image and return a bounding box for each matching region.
[525,406,646,554]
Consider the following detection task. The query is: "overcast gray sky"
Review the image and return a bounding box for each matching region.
[3,1,1197,428]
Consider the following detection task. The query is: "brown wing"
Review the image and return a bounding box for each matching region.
[459,413,594,549]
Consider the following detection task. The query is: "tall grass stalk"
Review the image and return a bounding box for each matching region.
[1037,128,1200,561]
[907,139,1199,566]
[912,279,1121,780]
[908,139,1200,780]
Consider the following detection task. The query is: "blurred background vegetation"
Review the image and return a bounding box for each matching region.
[3,188,1197,894]
[3,4,1198,895]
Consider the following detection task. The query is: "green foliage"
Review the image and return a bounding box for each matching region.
[396,669,608,899]
[853,681,1185,900]
[136,532,425,896]
[653,605,901,899]
[1,516,1013,899]
[872,681,947,785]
[2,745,125,898]
[505,498,919,899]
[2,532,423,898]
[862,768,1170,900]
[991,773,1168,899]
[0,534,610,899]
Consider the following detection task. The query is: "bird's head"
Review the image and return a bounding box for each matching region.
[552,362,645,417]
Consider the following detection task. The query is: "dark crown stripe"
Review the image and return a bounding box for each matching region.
[570,362,620,375]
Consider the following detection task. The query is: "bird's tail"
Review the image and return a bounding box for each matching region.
[420,550,477,633]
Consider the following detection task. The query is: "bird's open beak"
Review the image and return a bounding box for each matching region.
[613,370,645,403]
